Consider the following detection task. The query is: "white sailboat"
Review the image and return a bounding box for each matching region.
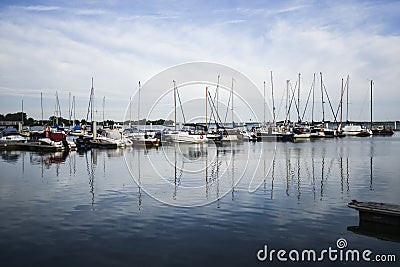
[342,76,371,137]
[166,81,208,144]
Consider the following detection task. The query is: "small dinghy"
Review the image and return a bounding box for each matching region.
[348,200,400,226]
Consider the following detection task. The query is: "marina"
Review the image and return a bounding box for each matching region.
[0,133,399,266]
[0,68,399,266]
[1,1,400,266]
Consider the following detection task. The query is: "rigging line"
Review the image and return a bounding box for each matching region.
[56,92,62,119]
[210,79,220,126]
[290,81,300,121]
[208,91,225,128]
[176,85,186,125]
[207,92,218,127]
[223,88,232,124]
[276,87,285,122]
[293,79,300,121]
[334,78,348,121]
[322,80,338,123]
[301,75,315,122]
[70,96,74,122]
[86,89,92,122]
[358,85,370,121]
[286,82,297,121]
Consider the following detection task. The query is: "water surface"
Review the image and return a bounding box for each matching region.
[0,135,399,266]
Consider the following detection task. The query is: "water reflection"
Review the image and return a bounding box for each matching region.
[0,150,21,163]
[120,137,385,206]
[85,150,96,207]
[348,220,400,243]
[1,137,399,267]
[124,142,245,206]
[264,139,375,202]
[0,137,381,207]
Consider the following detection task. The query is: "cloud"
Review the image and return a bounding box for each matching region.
[15,5,60,12]
[0,1,399,121]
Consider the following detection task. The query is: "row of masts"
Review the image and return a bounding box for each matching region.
[24,74,376,130]
[261,72,368,129]
[34,77,107,126]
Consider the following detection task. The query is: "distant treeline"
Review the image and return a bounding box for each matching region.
[0,112,174,126]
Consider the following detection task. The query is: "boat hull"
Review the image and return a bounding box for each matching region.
[348,200,400,226]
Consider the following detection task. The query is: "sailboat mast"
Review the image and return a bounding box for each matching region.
[231,77,234,128]
[216,75,220,118]
[370,80,373,130]
[129,97,132,127]
[41,92,44,123]
[285,80,289,125]
[263,81,266,124]
[55,91,59,125]
[346,75,349,123]
[298,73,301,122]
[271,71,276,125]
[206,86,208,128]
[340,78,344,129]
[173,80,177,131]
[138,81,141,127]
[73,96,76,124]
[320,72,325,123]
[69,92,71,126]
[91,77,94,123]
[312,73,315,124]
[102,96,105,126]
[21,99,24,125]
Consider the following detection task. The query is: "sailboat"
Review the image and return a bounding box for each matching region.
[369,80,394,136]
[173,123,208,143]
[316,73,337,137]
[291,73,311,139]
[342,77,372,137]
[165,81,208,144]
[207,77,243,143]
[124,82,160,147]
[257,72,294,141]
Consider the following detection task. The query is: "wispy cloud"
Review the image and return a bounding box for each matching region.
[0,1,399,120]
[15,5,60,12]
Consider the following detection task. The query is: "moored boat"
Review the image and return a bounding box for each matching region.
[342,125,372,137]
[371,125,394,136]
[168,123,208,144]
[293,126,311,139]
[348,200,400,226]
[124,127,160,147]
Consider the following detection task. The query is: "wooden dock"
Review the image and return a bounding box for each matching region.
[348,200,400,226]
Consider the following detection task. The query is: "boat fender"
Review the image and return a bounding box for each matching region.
[45,125,51,138]
[200,134,204,139]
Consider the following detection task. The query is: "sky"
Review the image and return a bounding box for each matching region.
[0,0,399,122]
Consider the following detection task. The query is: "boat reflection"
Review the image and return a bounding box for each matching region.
[263,139,376,202]
[6,137,379,207]
[1,150,22,163]
[348,221,400,243]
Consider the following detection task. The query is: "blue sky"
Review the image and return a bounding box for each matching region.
[0,0,399,121]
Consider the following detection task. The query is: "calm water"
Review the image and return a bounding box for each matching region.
[1,135,399,266]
